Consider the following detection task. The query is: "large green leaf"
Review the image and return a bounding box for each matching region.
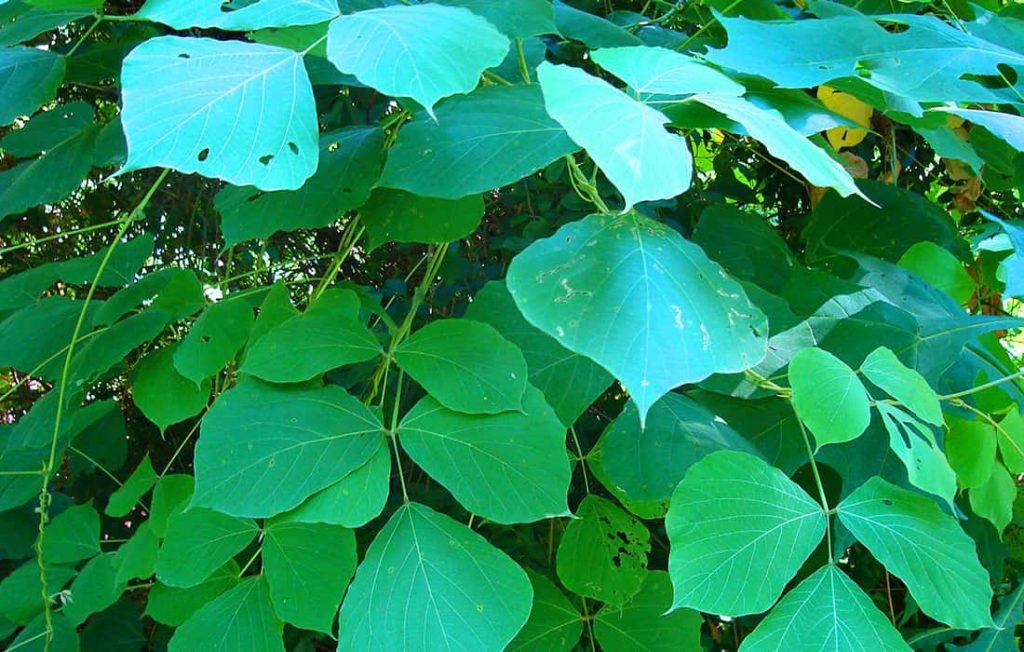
[120,36,318,191]
[132,344,211,433]
[137,0,339,30]
[0,47,64,126]
[464,280,611,426]
[666,451,826,615]
[145,561,239,627]
[705,12,1024,112]
[173,298,253,385]
[1,101,92,155]
[598,393,760,504]
[168,576,283,652]
[875,402,957,510]
[192,379,384,517]
[507,212,767,425]
[946,416,997,490]
[325,3,509,116]
[959,582,1024,652]
[63,553,125,627]
[240,289,381,383]
[537,62,691,210]
[970,463,1016,535]
[360,189,484,249]
[592,45,744,98]
[263,518,356,633]
[399,385,571,524]
[837,477,994,629]
[739,565,909,651]
[155,508,258,588]
[552,0,642,48]
[215,127,384,245]
[395,318,528,414]
[42,503,100,564]
[556,495,650,605]
[105,454,157,517]
[694,93,862,198]
[594,571,702,652]
[508,570,582,652]
[0,0,100,47]
[0,561,75,626]
[437,0,556,38]
[337,502,532,650]
[379,84,577,199]
[284,445,390,528]
[788,347,871,448]
[861,346,943,425]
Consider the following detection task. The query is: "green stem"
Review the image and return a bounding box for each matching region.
[795,417,833,562]
[0,218,126,255]
[34,169,167,651]
[937,369,1024,401]
[67,14,103,57]
[569,426,591,494]
[674,0,743,51]
[515,38,532,84]
[388,370,410,503]
[312,217,364,301]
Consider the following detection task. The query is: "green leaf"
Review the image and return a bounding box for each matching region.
[979,212,1024,300]
[705,13,1024,112]
[876,403,958,510]
[0,0,100,47]
[789,347,871,448]
[552,0,642,48]
[0,297,92,379]
[337,502,532,650]
[1,101,92,156]
[168,576,283,652]
[215,127,384,246]
[173,298,253,385]
[361,189,484,250]
[105,454,157,517]
[437,0,556,38]
[959,582,1024,652]
[120,36,318,191]
[240,289,381,383]
[970,464,1016,535]
[695,93,863,199]
[0,561,75,626]
[0,120,98,220]
[379,84,577,199]
[95,268,204,327]
[132,344,211,433]
[192,379,384,517]
[592,46,744,98]
[148,474,194,538]
[595,571,701,651]
[325,4,509,116]
[898,241,976,305]
[508,570,582,652]
[537,62,691,210]
[464,280,611,426]
[284,445,390,528]
[137,0,339,30]
[939,107,1024,152]
[507,212,767,425]
[996,408,1024,474]
[145,561,239,627]
[43,503,100,564]
[155,508,258,588]
[395,318,529,414]
[556,495,650,605]
[946,416,997,489]
[666,451,826,615]
[263,518,356,634]
[739,565,909,651]
[598,393,761,504]
[837,476,994,629]
[399,385,571,523]
[862,346,943,426]
[0,47,65,126]
[63,553,124,627]
[115,522,159,584]
[9,613,79,652]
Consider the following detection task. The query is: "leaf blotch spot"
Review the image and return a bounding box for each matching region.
[197,148,210,162]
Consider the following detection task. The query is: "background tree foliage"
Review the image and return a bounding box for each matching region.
[2,0,1024,649]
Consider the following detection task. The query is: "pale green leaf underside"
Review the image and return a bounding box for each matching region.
[537,61,691,211]
[789,347,871,448]
[666,451,826,616]
[507,212,768,425]
[838,477,994,630]
[399,385,572,524]
[192,380,384,518]
[121,36,318,191]
[740,565,910,651]
[137,0,339,30]
[326,3,509,115]
[337,502,533,650]
[593,46,744,98]
[378,84,578,199]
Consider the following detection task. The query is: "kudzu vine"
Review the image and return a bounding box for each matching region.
[2,0,1024,650]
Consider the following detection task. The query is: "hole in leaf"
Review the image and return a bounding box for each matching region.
[178,53,191,59]
[882,499,893,506]
[328,141,342,152]
[197,148,210,162]
[288,141,299,155]
[258,154,275,165]
[201,335,211,343]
